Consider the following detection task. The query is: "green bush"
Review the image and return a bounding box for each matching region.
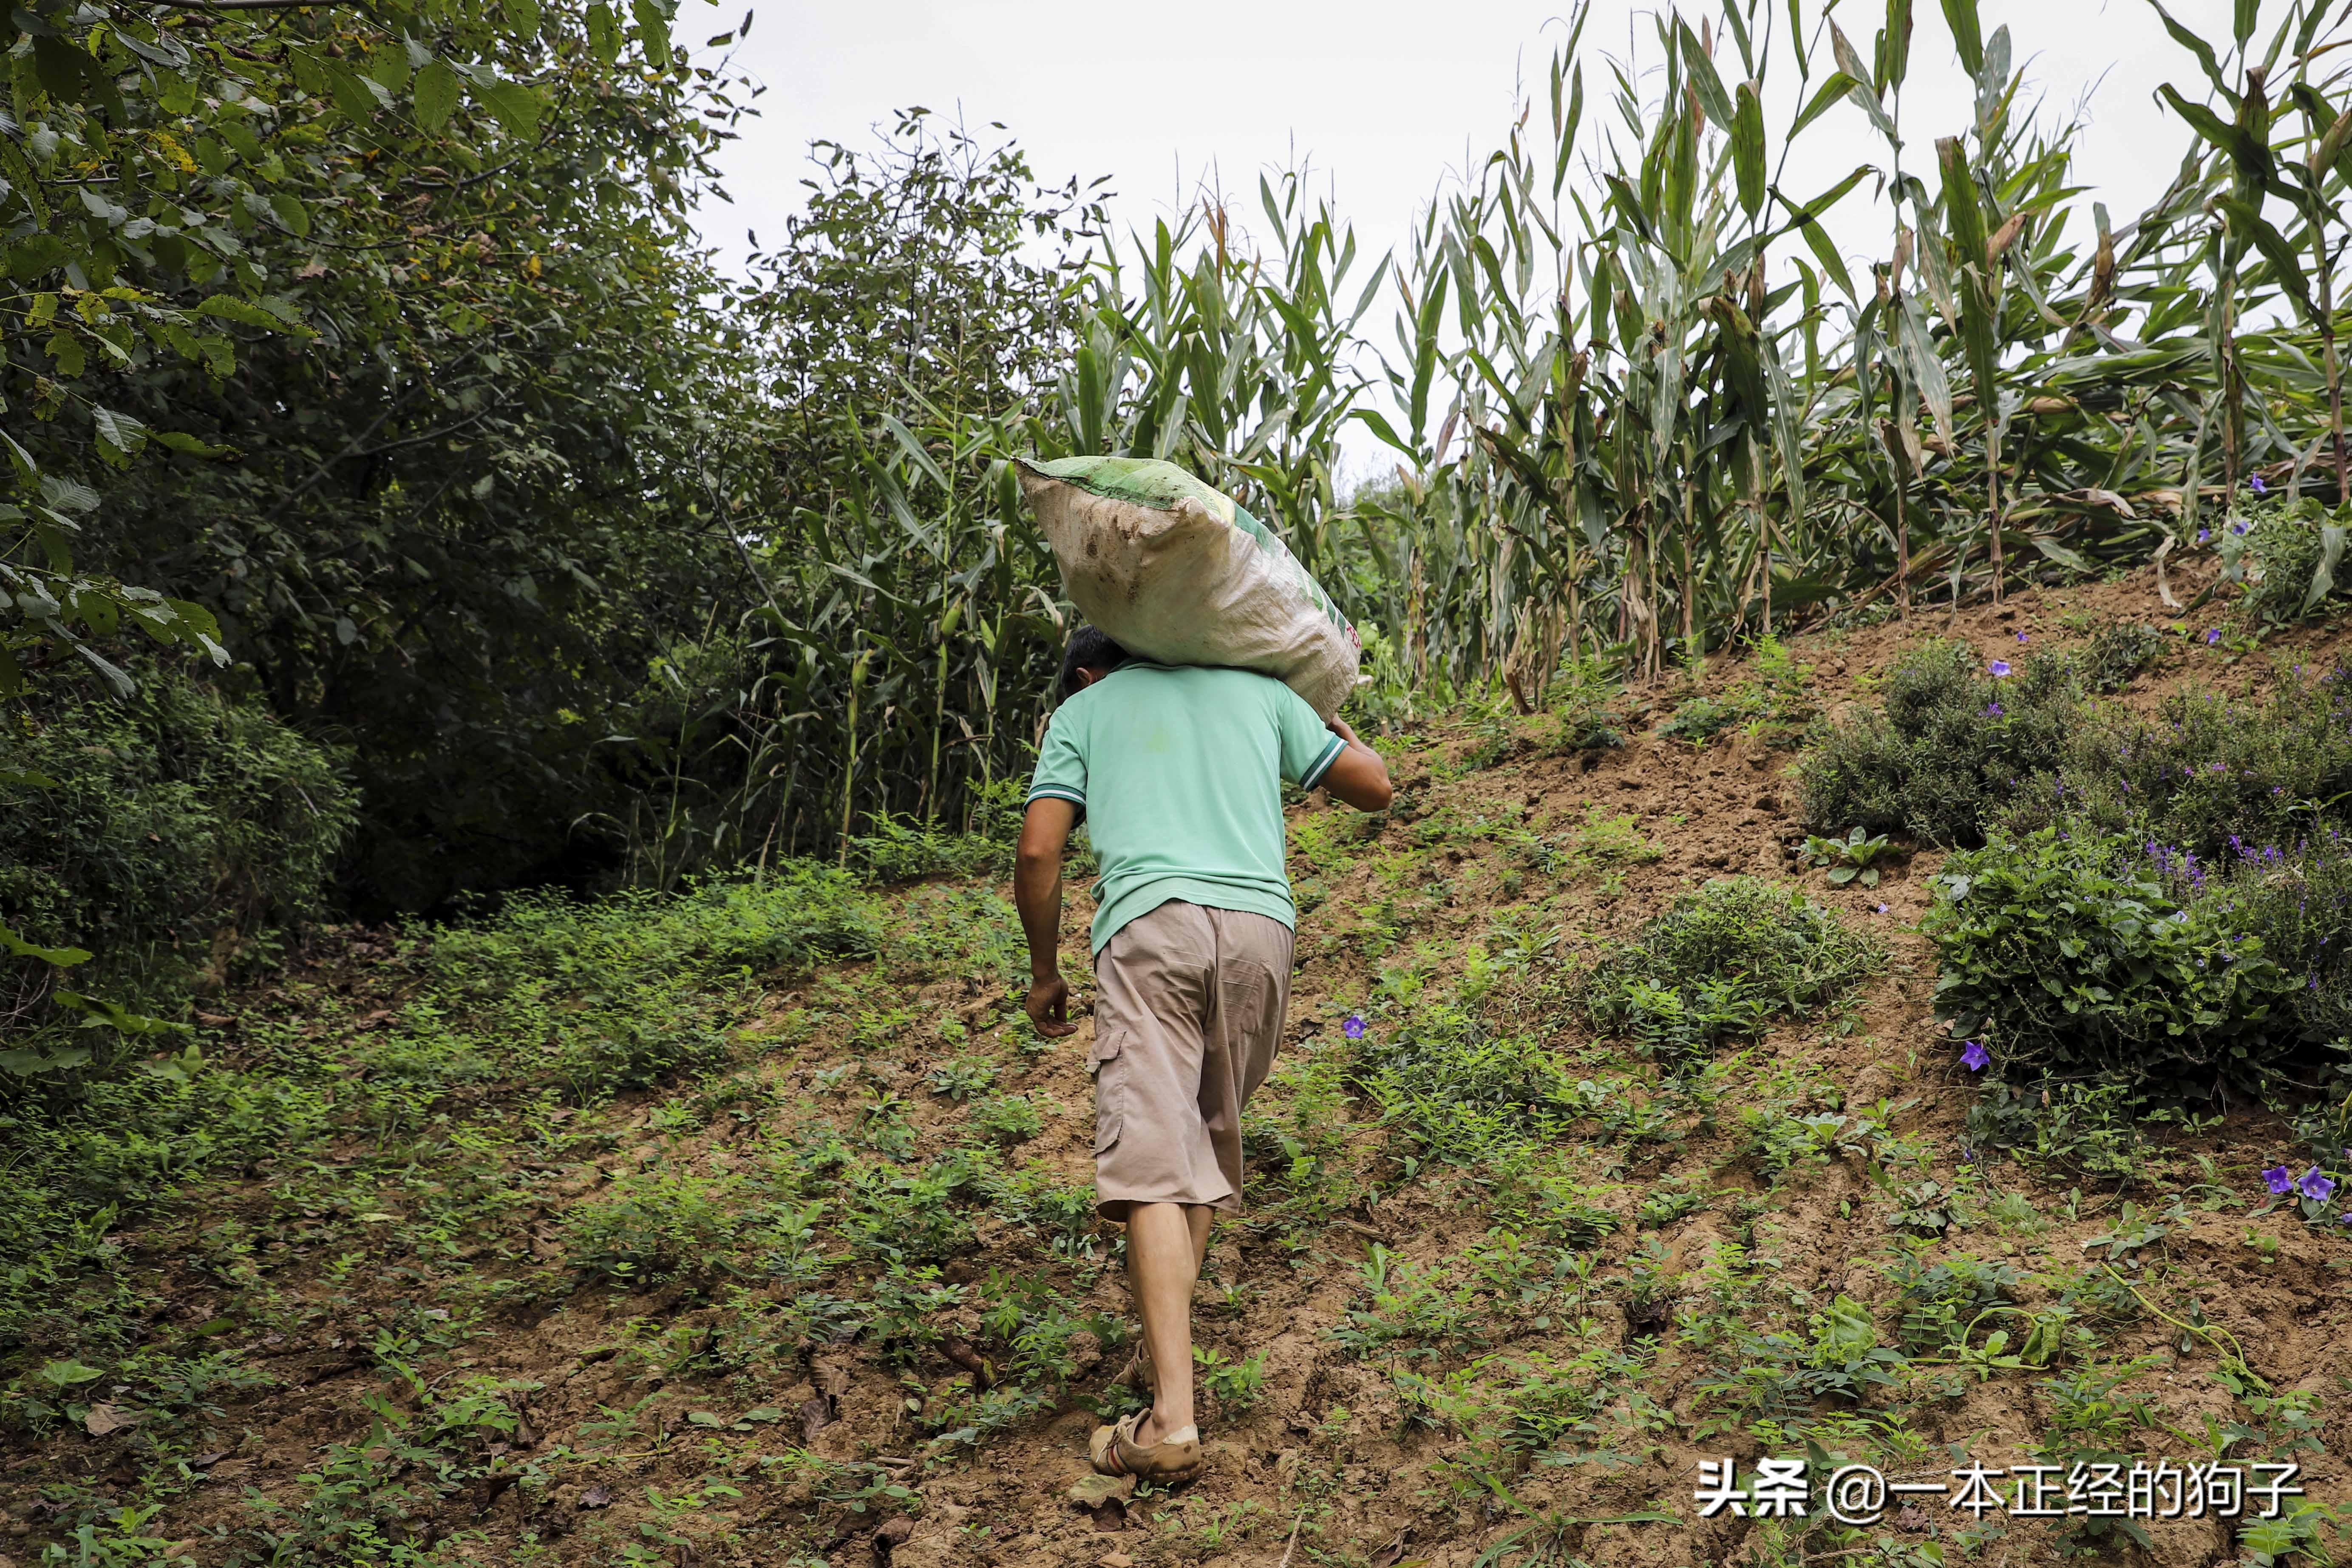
[0,665,356,1001]
[1926,829,2352,1092]
[1900,662,2352,1095]
[1799,640,2083,846]
[1581,878,1882,1058]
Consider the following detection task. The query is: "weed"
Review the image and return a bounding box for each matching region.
[1965,1080,2161,1183]
[1582,879,1882,1059]
[2232,498,2352,628]
[1553,664,1628,752]
[1329,1245,1483,1361]
[2082,621,2167,692]
[925,1055,998,1102]
[1193,1345,1268,1412]
[1635,1176,1709,1230]
[1658,638,1814,747]
[2026,1356,2167,1551]
[1561,806,1663,874]
[1800,826,1895,887]
[848,811,1014,883]
[966,1091,1043,1145]
[1890,1252,2021,1353]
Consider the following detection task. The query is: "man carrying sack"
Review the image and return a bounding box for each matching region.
[1014,625,1392,1485]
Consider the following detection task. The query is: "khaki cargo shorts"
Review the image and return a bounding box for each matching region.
[1087,901,1294,1220]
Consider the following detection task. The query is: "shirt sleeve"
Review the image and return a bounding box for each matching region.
[1275,684,1348,789]
[1026,703,1088,809]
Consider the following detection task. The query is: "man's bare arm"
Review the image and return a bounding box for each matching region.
[1014,797,1080,1036]
[1319,715,1394,812]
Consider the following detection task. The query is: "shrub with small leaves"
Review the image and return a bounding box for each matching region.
[1582,879,1882,1059]
[1800,639,2084,846]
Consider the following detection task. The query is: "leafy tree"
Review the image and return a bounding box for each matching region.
[755,108,1103,508]
[602,113,1104,880]
[4,0,766,907]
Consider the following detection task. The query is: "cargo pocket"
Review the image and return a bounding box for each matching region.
[1088,1029,1126,1153]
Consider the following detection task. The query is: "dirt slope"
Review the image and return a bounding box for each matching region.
[7,560,2351,1568]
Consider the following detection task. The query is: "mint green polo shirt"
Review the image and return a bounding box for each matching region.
[1026,663,1347,953]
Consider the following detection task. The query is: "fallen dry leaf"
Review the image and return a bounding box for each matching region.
[1091,1497,1125,1532]
[872,1515,915,1554]
[576,1485,612,1510]
[799,1395,835,1442]
[83,1404,140,1437]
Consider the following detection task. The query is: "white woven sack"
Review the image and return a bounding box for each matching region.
[1015,456,1361,718]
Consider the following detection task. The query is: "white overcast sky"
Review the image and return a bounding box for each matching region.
[687,0,2260,471]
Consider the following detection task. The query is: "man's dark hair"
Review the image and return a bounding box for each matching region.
[1058,625,1129,699]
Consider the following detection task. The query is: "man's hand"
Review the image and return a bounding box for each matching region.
[1026,971,1077,1037]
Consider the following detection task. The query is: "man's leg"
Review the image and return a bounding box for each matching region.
[1127,1200,1216,1446]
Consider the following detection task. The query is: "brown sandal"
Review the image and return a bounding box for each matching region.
[1088,1411,1201,1483]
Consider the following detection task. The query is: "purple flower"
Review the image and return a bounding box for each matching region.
[1343,1013,1366,1040]
[1960,1040,1991,1072]
[2198,528,2212,543]
[2298,1167,2338,1202]
[1984,702,2005,717]
[2205,629,2223,646]
[2250,474,2268,494]
[2262,1163,2294,1196]
[1988,660,2013,678]
[1873,902,1889,914]
[2017,631,2029,644]
[1960,1145,1978,1164]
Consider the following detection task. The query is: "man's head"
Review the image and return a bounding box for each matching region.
[1058,625,1129,699]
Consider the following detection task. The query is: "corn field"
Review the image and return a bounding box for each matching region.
[635,0,2352,878]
